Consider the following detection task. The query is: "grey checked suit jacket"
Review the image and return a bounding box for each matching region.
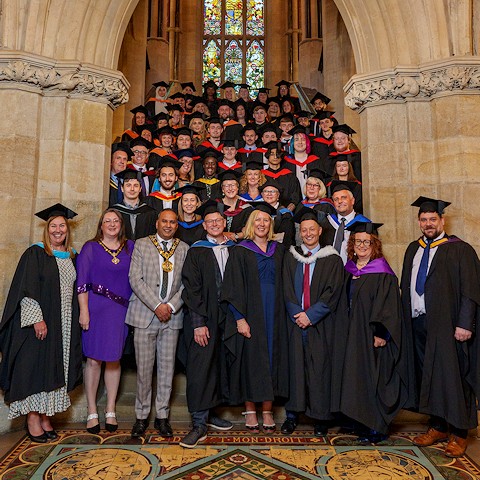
[125,236,189,329]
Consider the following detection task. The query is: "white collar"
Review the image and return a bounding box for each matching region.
[289,245,339,264]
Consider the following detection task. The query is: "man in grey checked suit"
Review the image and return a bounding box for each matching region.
[126,209,189,438]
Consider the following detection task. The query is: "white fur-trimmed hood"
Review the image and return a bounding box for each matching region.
[289,245,339,264]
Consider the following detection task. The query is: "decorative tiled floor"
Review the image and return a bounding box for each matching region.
[1,429,479,479]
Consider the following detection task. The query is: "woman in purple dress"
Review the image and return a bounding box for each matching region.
[77,209,133,433]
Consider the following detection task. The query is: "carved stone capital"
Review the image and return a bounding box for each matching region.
[0,51,129,108]
[345,57,480,112]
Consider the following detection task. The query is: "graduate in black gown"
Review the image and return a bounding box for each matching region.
[0,204,82,443]
[174,185,207,246]
[109,142,131,207]
[113,170,157,241]
[332,221,412,443]
[180,201,235,448]
[282,207,344,436]
[222,203,289,434]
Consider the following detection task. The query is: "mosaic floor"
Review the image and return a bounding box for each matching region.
[1,429,479,479]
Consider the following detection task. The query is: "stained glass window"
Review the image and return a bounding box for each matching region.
[203,0,265,89]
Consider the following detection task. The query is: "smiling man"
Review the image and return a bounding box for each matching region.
[401,197,480,458]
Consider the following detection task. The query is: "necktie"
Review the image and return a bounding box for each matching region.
[160,241,169,298]
[303,252,312,310]
[415,239,432,296]
[333,217,346,253]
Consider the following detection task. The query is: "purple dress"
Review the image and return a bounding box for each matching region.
[77,240,133,361]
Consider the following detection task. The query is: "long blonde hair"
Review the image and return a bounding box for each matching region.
[243,209,274,241]
[42,216,75,258]
[239,170,267,194]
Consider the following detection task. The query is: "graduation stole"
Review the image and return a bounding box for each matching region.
[149,191,182,201]
[218,162,242,170]
[197,177,219,185]
[201,140,223,151]
[329,149,360,156]
[223,119,240,127]
[313,137,333,145]
[418,237,449,249]
[178,219,203,229]
[284,155,319,167]
[149,236,180,272]
[110,178,118,189]
[123,129,139,139]
[147,98,171,103]
[262,168,292,179]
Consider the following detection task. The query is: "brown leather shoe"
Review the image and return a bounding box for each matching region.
[412,428,448,446]
[444,435,467,457]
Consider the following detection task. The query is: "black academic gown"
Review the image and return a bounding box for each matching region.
[176,221,207,246]
[109,179,122,207]
[221,243,289,404]
[333,268,413,434]
[273,208,295,248]
[283,246,344,419]
[181,244,233,412]
[0,246,82,402]
[400,236,480,430]
[113,203,158,241]
[263,167,302,207]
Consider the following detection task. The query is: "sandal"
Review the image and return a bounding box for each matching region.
[105,412,118,433]
[86,413,100,434]
[262,411,276,433]
[242,411,260,434]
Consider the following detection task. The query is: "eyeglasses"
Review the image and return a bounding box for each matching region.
[132,150,148,156]
[204,218,223,225]
[306,183,320,188]
[262,189,278,195]
[354,239,372,247]
[103,219,120,224]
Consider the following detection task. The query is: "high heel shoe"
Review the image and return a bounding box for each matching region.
[262,411,276,434]
[242,411,260,434]
[86,413,100,434]
[105,412,118,433]
[25,418,48,443]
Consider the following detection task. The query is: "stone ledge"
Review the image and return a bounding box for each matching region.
[0,51,130,108]
[345,56,480,112]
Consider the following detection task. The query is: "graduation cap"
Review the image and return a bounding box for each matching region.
[313,111,336,121]
[174,127,193,137]
[334,154,352,164]
[275,80,292,88]
[241,124,257,135]
[259,178,283,194]
[292,206,323,225]
[308,168,330,182]
[206,116,223,126]
[222,139,238,148]
[200,148,221,161]
[332,124,356,135]
[244,160,264,171]
[267,98,281,106]
[129,137,153,150]
[220,81,237,89]
[287,124,307,136]
[35,203,77,221]
[138,124,156,134]
[248,201,278,216]
[174,184,205,196]
[330,180,357,195]
[187,111,205,121]
[191,96,208,107]
[258,123,279,135]
[181,82,196,92]
[346,220,383,235]
[166,104,184,113]
[234,98,248,108]
[217,99,234,109]
[203,80,218,89]
[279,113,295,124]
[111,142,132,158]
[155,125,175,137]
[257,87,271,94]
[253,104,267,112]
[195,199,225,218]
[174,148,197,159]
[151,112,170,124]
[411,196,451,215]
[311,92,331,105]
[295,110,313,119]
[263,140,282,151]
[157,156,183,171]
[115,168,147,182]
[218,169,242,183]
[169,92,185,100]
[153,81,169,89]
[130,105,149,116]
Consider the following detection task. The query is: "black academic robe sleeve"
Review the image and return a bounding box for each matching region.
[0,246,82,402]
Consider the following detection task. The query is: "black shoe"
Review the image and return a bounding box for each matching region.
[314,423,328,437]
[207,416,233,431]
[131,419,149,438]
[154,417,173,437]
[43,429,59,440]
[27,429,48,443]
[179,426,208,448]
[281,419,297,435]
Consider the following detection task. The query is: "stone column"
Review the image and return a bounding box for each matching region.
[344,56,480,271]
[0,51,129,310]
